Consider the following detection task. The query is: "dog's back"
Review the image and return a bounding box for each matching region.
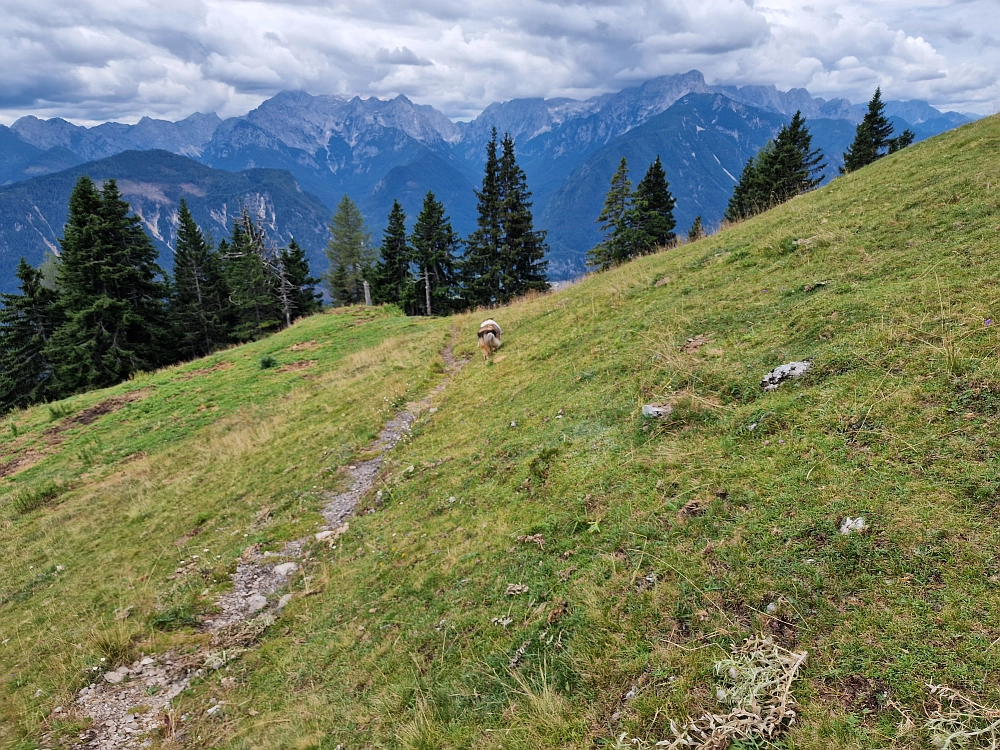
[477,319,502,360]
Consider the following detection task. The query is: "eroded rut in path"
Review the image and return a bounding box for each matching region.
[63,340,468,749]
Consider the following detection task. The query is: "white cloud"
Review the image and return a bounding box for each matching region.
[0,0,997,126]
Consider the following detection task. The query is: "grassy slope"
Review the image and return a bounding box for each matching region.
[3,114,1000,748]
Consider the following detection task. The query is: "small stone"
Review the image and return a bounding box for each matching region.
[246,594,268,613]
[103,671,124,685]
[277,594,292,610]
[206,703,223,716]
[641,404,673,418]
[315,530,334,542]
[428,407,438,414]
[761,361,812,392]
[53,706,63,713]
[839,516,868,535]
[140,657,155,666]
[273,562,298,577]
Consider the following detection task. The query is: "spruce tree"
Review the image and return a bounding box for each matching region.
[324,195,373,306]
[630,156,677,254]
[404,192,460,316]
[497,133,549,300]
[278,239,322,321]
[772,111,825,200]
[221,207,282,342]
[462,129,504,308]
[368,200,412,306]
[46,177,168,395]
[687,216,705,242]
[725,111,825,221]
[0,258,62,412]
[169,199,232,359]
[588,157,634,270]
[842,88,914,172]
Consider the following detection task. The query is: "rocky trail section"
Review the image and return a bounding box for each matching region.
[61,337,468,749]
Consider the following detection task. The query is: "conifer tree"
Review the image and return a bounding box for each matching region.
[404,192,460,316]
[630,156,677,254]
[725,111,825,221]
[588,157,634,270]
[368,200,412,306]
[277,239,322,321]
[169,199,232,359]
[497,133,549,300]
[0,258,62,412]
[324,195,373,306]
[221,207,282,342]
[687,216,705,242]
[462,129,504,308]
[842,88,915,173]
[46,176,168,395]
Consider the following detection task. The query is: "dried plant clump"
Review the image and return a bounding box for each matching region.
[615,636,807,749]
[924,684,1000,749]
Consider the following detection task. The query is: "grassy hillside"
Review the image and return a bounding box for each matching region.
[4,113,1000,749]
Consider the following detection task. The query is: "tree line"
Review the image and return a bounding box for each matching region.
[590,87,916,268]
[325,129,549,314]
[0,177,321,413]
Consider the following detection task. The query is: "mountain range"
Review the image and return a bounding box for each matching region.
[0,70,978,290]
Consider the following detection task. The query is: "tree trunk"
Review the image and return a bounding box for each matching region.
[424,267,432,316]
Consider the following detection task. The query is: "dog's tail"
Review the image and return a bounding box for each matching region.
[481,331,500,350]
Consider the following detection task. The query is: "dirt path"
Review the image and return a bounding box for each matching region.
[63,336,468,749]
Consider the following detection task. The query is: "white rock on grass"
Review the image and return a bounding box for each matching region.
[641,404,673,418]
[103,671,124,684]
[761,361,812,392]
[246,594,268,614]
[839,517,868,535]
[315,530,334,542]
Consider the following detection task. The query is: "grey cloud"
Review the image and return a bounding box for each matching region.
[375,47,432,66]
[0,0,997,125]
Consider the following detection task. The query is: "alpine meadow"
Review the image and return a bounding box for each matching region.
[1,98,1000,749]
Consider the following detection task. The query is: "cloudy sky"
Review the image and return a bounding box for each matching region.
[1,0,997,125]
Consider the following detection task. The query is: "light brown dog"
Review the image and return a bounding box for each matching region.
[477,319,502,361]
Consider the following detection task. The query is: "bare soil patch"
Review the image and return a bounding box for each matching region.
[289,339,321,352]
[277,360,317,373]
[679,333,712,353]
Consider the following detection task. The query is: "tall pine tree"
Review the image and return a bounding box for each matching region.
[588,157,634,270]
[497,133,549,301]
[404,192,461,316]
[462,129,504,308]
[726,111,825,221]
[630,156,677,255]
[842,88,915,173]
[325,195,373,306]
[0,258,62,412]
[46,177,168,395]
[169,199,232,359]
[368,200,412,306]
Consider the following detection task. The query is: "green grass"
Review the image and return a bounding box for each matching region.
[4,115,1000,749]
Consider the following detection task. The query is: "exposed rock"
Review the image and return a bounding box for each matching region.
[642,403,673,418]
[273,562,298,577]
[761,361,812,391]
[245,594,268,614]
[102,671,124,685]
[839,517,868,535]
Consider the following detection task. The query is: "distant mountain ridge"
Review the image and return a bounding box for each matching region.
[0,150,331,291]
[0,71,978,285]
